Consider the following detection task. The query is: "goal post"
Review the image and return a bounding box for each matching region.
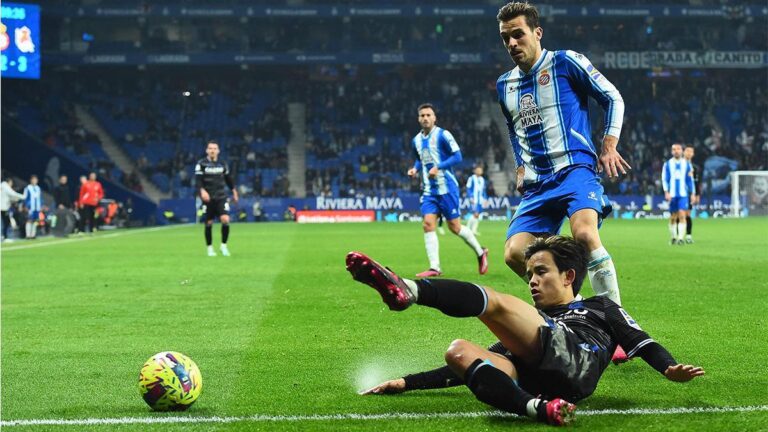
[730,171,768,217]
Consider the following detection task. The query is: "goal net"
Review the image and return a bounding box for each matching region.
[730,171,768,217]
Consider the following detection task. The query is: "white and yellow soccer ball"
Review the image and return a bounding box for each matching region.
[138,351,202,411]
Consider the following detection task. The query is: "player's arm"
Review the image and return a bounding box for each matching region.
[408,142,421,177]
[194,162,210,202]
[686,164,696,203]
[564,51,630,178]
[604,299,704,382]
[360,341,508,395]
[224,163,238,203]
[662,161,671,201]
[432,131,462,177]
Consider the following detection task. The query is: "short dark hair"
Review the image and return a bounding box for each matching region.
[417,103,436,115]
[497,2,540,30]
[524,236,588,296]
[207,140,219,147]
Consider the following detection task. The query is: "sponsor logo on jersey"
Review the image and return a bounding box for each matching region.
[205,166,225,174]
[519,93,543,128]
[619,308,642,330]
[588,191,598,201]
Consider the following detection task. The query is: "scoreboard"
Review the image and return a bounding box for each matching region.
[1,2,40,79]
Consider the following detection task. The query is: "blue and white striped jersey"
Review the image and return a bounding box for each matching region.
[412,126,462,196]
[23,184,42,212]
[466,175,487,204]
[662,157,694,198]
[497,49,625,186]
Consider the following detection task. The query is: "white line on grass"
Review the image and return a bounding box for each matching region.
[0,224,192,252]
[2,405,766,427]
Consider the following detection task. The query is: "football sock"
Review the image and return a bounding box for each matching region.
[25,222,31,238]
[31,223,37,238]
[221,224,230,244]
[587,247,621,306]
[677,222,686,241]
[668,222,677,239]
[472,217,480,234]
[205,224,212,246]
[458,226,484,256]
[464,359,536,418]
[424,231,440,270]
[686,215,692,235]
[415,278,487,317]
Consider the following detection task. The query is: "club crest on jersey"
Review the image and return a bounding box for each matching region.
[519,94,543,128]
[538,70,550,86]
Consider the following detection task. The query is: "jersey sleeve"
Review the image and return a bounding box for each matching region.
[466,176,473,191]
[224,162,235,190]
[496,75,525,168]
[441,130,461,153]
[662,160,670,192]
[563,51,624,139]
[601,297,656,358]
[686,163,695,195]
[412,139,422,171]
[194,162,204,190]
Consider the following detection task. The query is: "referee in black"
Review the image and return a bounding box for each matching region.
[683,146,701,243]
[195,140,239,256]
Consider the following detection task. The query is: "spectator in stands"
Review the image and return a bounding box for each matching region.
[53,175,73,210]
[1,178,24,241]
[79,172,104,233]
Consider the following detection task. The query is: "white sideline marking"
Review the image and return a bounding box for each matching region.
[2,405,766,427]
[1,224,191,252]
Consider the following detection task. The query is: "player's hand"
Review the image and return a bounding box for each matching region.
[516,167,525,194]
[664,192,671,202]
[598,135,631,179]
[232,189,239,204]
[664,364,705,382]
[692,195,699,205]
[359,378,406,395]
[407,168,418,177]
[200,190,210,203]
[428,166,439,178]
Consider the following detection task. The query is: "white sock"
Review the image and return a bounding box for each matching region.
[403,278,419,300]
[25,223,31,238]
[31,223,37,238]
[677,222,686,241]
[668,222,677,239]
[457,226,484,256]
[587,247,621,305]
[471,216,480,233]
[424,231,440,270]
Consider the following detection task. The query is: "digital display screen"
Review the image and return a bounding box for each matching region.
[1,3,41,79]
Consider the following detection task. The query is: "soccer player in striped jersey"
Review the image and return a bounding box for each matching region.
[466,166,487,235]
[495,3,629,328]
[22,175,43,240]
[663,143,696,245]
[407,103,489,277]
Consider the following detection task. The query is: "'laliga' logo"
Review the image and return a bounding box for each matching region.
[538,70,550,86]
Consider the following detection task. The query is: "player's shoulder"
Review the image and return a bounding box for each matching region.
[496,68,520,84]
[195,157,209,165]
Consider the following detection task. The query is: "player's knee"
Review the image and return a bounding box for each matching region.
[422,220,435,232]
[444,339,472,369]
[572,226,599,249]
[504,245,525,276]
[448,221,462,235]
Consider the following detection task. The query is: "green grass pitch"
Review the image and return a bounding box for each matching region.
[2,218,767,431]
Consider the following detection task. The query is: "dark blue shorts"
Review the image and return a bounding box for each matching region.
[421,193,461,221]
[507,166,612,239]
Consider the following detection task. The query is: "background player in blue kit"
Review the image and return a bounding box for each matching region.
[495,3,630,356]
[407,103,488,277]
[22,175,43,240]
[466,166,487,236]
[663,143,695,245]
